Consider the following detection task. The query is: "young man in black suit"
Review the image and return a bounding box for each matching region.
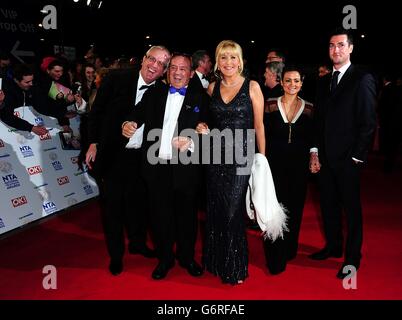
[122,53,209,280]
[86,46,171,275]
[0,64,72,135]
[309,29,377,279]
[190,50,212,90]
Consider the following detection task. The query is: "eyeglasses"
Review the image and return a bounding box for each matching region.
[145,55,167,69]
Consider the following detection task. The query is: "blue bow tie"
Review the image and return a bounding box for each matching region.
[169,86,187,96]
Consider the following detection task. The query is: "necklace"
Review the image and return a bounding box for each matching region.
[281,97,299,144]
[221,78,242,88]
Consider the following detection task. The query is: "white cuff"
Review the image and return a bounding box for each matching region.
[188,138,195,152]
[352,157,363,163]
[76,98,87,114]
[310,147,318,154]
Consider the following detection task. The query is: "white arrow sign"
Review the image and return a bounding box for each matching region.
[11,40,35,63]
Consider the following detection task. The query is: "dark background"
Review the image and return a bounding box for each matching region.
[0,0,400,76]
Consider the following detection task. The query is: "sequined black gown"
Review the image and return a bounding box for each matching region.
[203,79,254,284]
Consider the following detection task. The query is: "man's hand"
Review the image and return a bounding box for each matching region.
[172,136,192,152]
[0,90,5,105]
[122,121,137,138]
[74,93,83,107]
[31,125,48,136]
[309,152,321,173]
[195,122,209,134]
[85,143,97,169]
[62,125,73,133]
[66,92,76,103]
[65,111,77,119]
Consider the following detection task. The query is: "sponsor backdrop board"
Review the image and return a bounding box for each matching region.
[0,106,99,235]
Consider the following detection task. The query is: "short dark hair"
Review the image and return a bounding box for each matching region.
[13,64,34,81]
[281,64,305,81]
[170,52,192,66]
[47,59,64,71]
[267,48,286,62]
[192,50,209,70]
[329,27,354,45]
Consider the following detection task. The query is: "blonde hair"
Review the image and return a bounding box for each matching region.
[214,40,244,77]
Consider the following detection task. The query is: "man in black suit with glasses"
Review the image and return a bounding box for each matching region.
[86,46,171,275]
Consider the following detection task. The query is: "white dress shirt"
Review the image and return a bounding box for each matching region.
[332,61,351,85]
[158,90,186,160]
[135,73,155,105]
[196,70,209,89]
[125,73,155,149]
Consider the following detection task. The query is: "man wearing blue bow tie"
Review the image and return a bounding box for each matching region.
[122,53,210,280]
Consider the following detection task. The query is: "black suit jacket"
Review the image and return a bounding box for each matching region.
[314,64,377,166]
[189,73,204,91]
[127,82,209,189]
[88,68,163,174]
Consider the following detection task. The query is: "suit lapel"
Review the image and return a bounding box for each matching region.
[330,64,355,99]
[157,87,169,126]
[178,85,199,128]
[130,72,139,107]
[178,90,192,121]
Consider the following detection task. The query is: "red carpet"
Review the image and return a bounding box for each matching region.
[0,154,401,300]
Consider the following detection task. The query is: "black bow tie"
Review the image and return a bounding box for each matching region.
[139,84,154,90]
[202,74,208,80]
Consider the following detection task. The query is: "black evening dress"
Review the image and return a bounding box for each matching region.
[203,79,255,284]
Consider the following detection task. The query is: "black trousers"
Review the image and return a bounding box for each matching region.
[146,167,198,265]
[264,153,309,274]
[100,149,150,260]
[318,158,363,266]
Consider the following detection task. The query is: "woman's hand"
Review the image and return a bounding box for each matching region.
[172,136,192,152]
[195,122,209,134]
[309,152,321,173]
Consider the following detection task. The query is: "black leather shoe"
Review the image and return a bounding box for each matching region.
[109,259,123,276]
[309,248,342,260]
[129,244,157,258]
[152,261,175,280]
[179,261,204,277]
[336,264,359,279]
[267,263,286,275]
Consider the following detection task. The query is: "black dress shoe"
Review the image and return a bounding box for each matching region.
[336,264,359,279]
[152,261,174,280]
[109,259,123,276]
[128,244,157,258]
[267,264,286,275]
[179,261,204,277]
[309,248,342,260]
[287,252,297,261]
